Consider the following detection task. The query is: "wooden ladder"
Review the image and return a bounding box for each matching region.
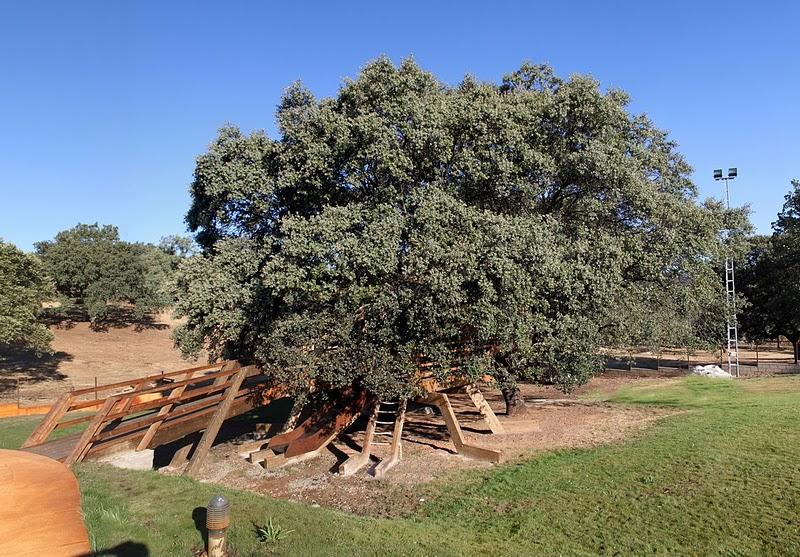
[339,399,407,478]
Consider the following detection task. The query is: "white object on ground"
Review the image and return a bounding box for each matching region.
[97,449,155,470]
[691,364,733,379]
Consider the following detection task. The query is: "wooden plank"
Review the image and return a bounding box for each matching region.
[63,396,120,465]
[88,376,266,447]
[68,361,230,397]
[183,363,247,477]
[136,370,196,450]
[20,433,81,461]
[267,390,351,450]
[53,413,98,430]
[465,383,505,434]
[261,448,325,470]
[91,391,229,443]
[21,393,72,448]
[86,394,258,460]
[284,390,369,458]
[168,441,195,468]
[338,400,379,476]
[373,399,406,478]
[117,381,147,414]
[90,365,260,424]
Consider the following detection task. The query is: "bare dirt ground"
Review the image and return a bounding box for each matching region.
[5,318,794,517]
[166,379,676,518]
[0,310,193,403]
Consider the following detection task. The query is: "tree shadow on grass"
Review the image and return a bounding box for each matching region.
[0,347,72,395]
[79,541,150,556]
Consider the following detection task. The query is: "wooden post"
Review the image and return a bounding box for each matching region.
[169,441,195,468]
[64,396,120,465]
[465,384,505,434]
[184,366,247,477]
[755,343,760,369]
[419,393,501,464]
[686,348,690,370]
[22,393,72,448]
[339,400,379,476]
[136,371,196,451]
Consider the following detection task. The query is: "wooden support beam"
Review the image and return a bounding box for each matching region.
[419,393,502,464]
[261,448,324,470]
[63,396,120,465]
[183,364,247,477]
[22,393,72,448]
[248,446,275,465]
[267,392,350,450]
[338,400,379,476]
[283,390,368,458]
[236,439,269,460]
[373,399,406,478]
[168,440,195,468]
[465,383,505,434]
[136,370,196,450]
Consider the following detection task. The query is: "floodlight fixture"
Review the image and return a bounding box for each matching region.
[714,169,723,180]
[728,167,737,179]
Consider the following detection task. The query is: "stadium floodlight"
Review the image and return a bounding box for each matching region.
[715,166,740,377]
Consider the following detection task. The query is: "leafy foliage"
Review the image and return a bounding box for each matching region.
[176,58,743,399]
[0,239,54,353]
[254,517,294,543]
[739,180,800,361]
[35,223,173,321]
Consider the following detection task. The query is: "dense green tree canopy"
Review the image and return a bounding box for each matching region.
[175,58,743,403]
[739,180,800,361]
[0,239,54,353]
[35,223,173,321]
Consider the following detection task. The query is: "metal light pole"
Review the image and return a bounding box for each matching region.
[715,167,740,377]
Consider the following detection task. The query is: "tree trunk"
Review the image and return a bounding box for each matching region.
[501,386,527,417]
[789,336,800,364]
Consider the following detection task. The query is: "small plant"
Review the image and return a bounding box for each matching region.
[254,517,293,544]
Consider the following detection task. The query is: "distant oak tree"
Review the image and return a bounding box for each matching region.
[739,180,800,362]
[35,223,173,321]
[0,239,54,353]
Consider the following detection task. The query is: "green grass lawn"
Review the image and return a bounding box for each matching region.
[2,376,799,556]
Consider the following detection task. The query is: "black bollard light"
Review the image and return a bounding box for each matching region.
[206,494,230,557]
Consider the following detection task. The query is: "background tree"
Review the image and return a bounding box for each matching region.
[0,239,54,353]
[739,180,800,362]
[35,224,172,321]
[158,234,198,259]
[175,58,744,413]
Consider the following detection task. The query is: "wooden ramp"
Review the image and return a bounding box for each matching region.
[21,361,284,476]
[248,388,371,468]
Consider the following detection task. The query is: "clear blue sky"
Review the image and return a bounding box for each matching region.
[1,1,798,251]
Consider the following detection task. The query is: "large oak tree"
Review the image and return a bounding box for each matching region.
[175,59,743,412]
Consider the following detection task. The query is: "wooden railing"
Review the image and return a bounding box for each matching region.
[21,361,284,472]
